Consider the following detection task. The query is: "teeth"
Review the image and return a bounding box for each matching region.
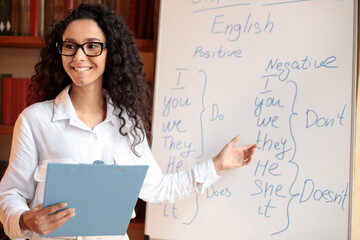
[74,67,91,71]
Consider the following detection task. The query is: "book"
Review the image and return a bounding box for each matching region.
[15,0,23,36]
[73,0,82,9]
[44,0,54,35]
[128,0,139,35]
[16,78,31,117]
[38,0,45,36]
[5,0,12,35]
[120,0,130,23]
[1,77,31,125]
[29,0,40,36]
[53,0,65,27]
[22,0,30,36]
[146,0,154,39]
[102,0,114,12]
[0,0,6,35]
[108,0,115,12]
[65,0,74,17]
[0,74,12,124]
[11,0,18,35]
[136,0,149,38]
[114,0,121,17]
[1,77,17,125]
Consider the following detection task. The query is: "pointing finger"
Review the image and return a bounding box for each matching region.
[229,134,241,146]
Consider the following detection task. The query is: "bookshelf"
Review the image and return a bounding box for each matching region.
[0,126,13,135]
[0,36,154,52]
[0,36,154,133]
[0,0,159,127]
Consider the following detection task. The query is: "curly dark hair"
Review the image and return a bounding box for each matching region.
[29,3,152,156]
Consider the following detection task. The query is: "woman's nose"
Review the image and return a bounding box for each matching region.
[73,47,87,61]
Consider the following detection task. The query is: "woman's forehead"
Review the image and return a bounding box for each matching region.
[63,19,106,42]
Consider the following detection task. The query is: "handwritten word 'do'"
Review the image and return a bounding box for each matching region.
[210,104,224,121]
[162,95,191,117]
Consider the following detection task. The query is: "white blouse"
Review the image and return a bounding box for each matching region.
[0,85,220,239]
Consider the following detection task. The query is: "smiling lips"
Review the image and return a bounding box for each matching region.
[73,67,92,71]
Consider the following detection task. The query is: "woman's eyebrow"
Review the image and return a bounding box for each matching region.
[63,37,102,42]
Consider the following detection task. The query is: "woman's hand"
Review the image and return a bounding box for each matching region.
[213,135,257,172]
[19,202,75,236]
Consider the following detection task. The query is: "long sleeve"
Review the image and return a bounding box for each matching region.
[0,115,38,239]
[137,137,221,204]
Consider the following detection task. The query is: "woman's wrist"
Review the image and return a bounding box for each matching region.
[19,212,29,231]
[212,156,223,173]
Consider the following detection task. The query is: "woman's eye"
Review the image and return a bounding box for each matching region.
[88,44,99,49]
[64,44,75,49]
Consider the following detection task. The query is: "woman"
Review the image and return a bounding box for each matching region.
[0,3,256,240]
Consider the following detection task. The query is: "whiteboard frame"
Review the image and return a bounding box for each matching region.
[350,1,359,239]
[146,1,359,239]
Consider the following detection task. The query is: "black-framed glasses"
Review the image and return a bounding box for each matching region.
[56,41,107,57]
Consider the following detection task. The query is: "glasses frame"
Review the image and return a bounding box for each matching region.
[56,41,107,57]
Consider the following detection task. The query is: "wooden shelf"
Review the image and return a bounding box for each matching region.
[0,36,153,51]
[0,126,13,135]
[0,36,45,48]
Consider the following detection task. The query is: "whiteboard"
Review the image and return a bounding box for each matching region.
[145,1,357,239]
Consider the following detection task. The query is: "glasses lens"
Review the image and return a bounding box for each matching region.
[61,42,77,56]
[83,42,103,56]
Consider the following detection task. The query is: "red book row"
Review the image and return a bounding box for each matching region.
[1,77,31,125]
[2,0,154,39]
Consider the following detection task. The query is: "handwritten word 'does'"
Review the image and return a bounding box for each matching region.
[206,184,232,198]
[299,179,349,211]
[162,95,191,117]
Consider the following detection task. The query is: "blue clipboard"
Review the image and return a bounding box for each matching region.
[42,163,149,237]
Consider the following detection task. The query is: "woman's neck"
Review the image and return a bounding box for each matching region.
[69,83,107,129]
